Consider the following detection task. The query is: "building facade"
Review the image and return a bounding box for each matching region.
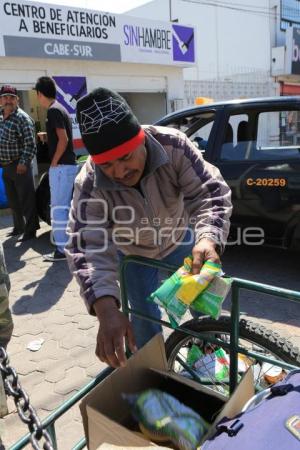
[0,0,197,141]
[129,0,288,103]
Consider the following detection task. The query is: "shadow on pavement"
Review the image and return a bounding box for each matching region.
[3,229,72,315]
[12,262,72,315]
[3,229,52,269]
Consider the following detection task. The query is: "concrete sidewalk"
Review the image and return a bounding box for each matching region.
[0,213,104,448]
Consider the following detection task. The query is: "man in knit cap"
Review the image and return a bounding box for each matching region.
[66,87,232,368]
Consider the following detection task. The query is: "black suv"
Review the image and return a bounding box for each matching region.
[155,96,300,249]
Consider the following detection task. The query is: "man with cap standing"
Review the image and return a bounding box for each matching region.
[66,87,232,369]
[35,76,78,261]
[0,85,39,241]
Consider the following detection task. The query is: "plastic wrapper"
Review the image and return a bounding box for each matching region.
[262,363,286,385]
[123,389,208,450]
[186,344,230,382]
[176,259,221,305]
[237,354,253,373]
[149,270,188,327]
[190,276,232,319]
[149,257,230,326]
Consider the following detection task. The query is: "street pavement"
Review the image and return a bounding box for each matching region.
[0,212,299,449]
[0,214,103,449]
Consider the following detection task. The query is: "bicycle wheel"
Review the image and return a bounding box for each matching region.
[165,316,300,396]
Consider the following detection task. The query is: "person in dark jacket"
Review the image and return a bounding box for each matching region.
[66,87,232,368]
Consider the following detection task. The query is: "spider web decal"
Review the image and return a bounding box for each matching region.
[80,97,130,135]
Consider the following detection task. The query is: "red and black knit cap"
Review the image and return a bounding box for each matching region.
[76,87,145,164]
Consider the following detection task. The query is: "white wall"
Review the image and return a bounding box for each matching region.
[127,0,272,81]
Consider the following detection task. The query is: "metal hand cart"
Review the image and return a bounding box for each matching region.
[3,255,300,450]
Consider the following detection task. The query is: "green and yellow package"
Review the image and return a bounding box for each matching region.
[176,258,221,305]
[123,389,209,450]
[149,257,228,326]
[149,269,187,327]
[191,276,232,319]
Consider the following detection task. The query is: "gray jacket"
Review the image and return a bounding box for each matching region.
[66,126,232,313]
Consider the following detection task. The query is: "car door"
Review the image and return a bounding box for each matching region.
[215,106,300,246]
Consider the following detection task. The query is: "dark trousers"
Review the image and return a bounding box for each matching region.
[2,161,39,234]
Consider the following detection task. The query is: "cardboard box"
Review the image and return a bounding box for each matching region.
[80,334,254,450]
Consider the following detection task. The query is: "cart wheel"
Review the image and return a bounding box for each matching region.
[165,316,300,396]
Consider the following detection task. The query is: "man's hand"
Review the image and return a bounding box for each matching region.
[191,238,221,274]
[94,297,137,368]
[16,163,27,175]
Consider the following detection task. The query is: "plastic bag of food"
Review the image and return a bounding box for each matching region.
[149,271,188,327]
[149,257,222,326]
[123,389,209,450]
[186,344,230,382]
[191,276,232,319]
[176,259,221,305]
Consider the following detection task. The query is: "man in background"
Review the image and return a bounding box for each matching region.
[0,85,39,241]
[35,76,78,261]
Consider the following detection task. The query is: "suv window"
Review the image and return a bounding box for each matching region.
[189,118,215,151]
[254,110,300,160]
[220,114,251,160]
[165,111,216,151]
[220,110,300,161]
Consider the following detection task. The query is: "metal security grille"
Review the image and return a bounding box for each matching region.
[184,77,276,107]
